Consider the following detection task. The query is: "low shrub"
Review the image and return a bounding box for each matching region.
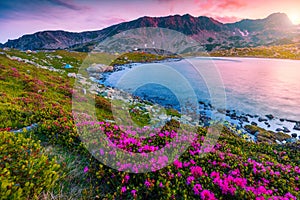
[0,131,60,199]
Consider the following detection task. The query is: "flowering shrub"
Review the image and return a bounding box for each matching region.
[78,122,299,199]
[0,131,60,199]
[1,51,299,199]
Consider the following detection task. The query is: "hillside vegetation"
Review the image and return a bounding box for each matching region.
[0,49,299,199]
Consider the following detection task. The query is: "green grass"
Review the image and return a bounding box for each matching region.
[210,43,300,60]
[0,48,299,199]
[110,52,179,66]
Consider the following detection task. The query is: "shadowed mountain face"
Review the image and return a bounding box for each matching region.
[227,13,293,31]
[3,13,299,51]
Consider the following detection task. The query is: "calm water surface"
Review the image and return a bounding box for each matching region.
[103,57,300,121]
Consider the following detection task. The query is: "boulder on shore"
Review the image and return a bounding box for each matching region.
[265,114,274,120]
[293,122,300,131]
[258,117,268,122]
[87,64,114,73]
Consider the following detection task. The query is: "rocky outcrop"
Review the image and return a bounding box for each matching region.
[244,125,291,144]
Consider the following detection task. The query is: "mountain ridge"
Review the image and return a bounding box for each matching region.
[3,12,299,52]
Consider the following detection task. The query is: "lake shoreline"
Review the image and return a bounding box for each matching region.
[92,57,300,145]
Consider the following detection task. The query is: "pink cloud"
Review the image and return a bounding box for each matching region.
[194,0,215,10]
[194,0,247,11]
[213,15,241,23]
[218,0,247,9]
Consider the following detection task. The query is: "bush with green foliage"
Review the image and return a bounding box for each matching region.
[0,131,60,199]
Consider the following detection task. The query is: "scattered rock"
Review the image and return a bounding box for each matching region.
[198,101,205,105]
[251,121,257,126]
[87,64,114,73]
[258,117,268,122]
[89,73,103,79]
[217,108,226,114]
[286,119,298,123]
[276,128,283,132]
[264,122,269,126]
[275,140,282,145]
[293,122,300,131]
[239,116,249,123]
[67,73,77,78]
[279,118,284,122]
[245,125,291,144]
[291,133,297,138]
[265,114,274,120]
[282,127,290,133]
[10,123,38,133]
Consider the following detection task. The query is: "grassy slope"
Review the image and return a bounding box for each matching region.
[0,50,180,199]
[210,43,300,60]
[0,49,299,199]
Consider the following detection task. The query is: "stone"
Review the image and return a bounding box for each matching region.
[240,116,249,123]
[246,114,254,118]
[275,140,282,145]
[251,121,257,126]
[282,127,290,133]
[265,114,274,120]
[258,117,268,122]
[286,119,298,123]
[87,64,114,73]
[293,122,300,131]
[291,133,297,138]
[67,73,77,78]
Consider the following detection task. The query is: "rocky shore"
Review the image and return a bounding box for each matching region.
[198,101,299,144]
[80,61,300,145]
[5,48,297,146]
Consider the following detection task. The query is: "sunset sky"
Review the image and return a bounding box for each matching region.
[1,0,300,43]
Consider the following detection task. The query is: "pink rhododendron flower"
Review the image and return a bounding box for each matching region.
[177,172,182,177]
[124,174,130,183]
[173,159,183,169]
[83,166,89,173]
[191,166,204,177]
[131,189,137,197]
[186,176,195,185]
[200,189,217,200]
[193,184,202,195]
[210,171,220,179]
[284,192,297,200]
[121,186,127,193]
[159,182,164,188]
[255,196,265,200]
[144,180,151,188]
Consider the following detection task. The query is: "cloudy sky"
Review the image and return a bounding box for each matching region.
[1,0,300,43]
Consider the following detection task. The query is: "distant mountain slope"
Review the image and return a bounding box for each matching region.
[227,13,293,31]
[3,13,299,51]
